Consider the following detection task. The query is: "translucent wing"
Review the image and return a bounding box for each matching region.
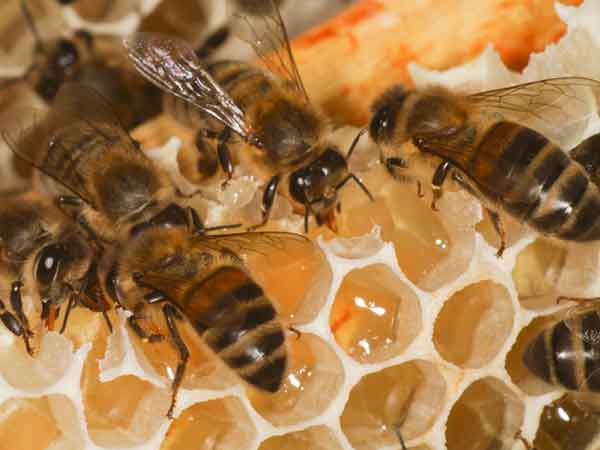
[190,231,313,261]
[2,82,136,206]
[563,302,600,348]
[469,77,600,148]
[124,32,254,142]
[227,0,309,102]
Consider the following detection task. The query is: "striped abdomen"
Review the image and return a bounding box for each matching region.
[178,265,286,392]
[465,121,600,240]
[523,311,600,392]
[164,60,274,129]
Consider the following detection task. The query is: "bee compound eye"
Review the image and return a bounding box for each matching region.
[36,243,66,286]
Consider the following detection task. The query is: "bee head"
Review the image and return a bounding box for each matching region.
[369,85,410,145]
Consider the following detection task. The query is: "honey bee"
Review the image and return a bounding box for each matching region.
[369,78,600,256]
[0,189,109,355]
[523,305,600,400]
[3,82,219,243]
[1,0,161,130]
[106,227,310,417]
[124,0,372,232]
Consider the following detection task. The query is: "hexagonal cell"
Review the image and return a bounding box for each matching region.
[506,313,563,395]
[128,304,238,392]
[341,359,446,450]
[0,331,73,391]
[160,397,256,450]
[512,239,567,309]
[534,394,600,450]
[82,322,170,448]
[247,234,332,325]
[446,377,525,450]
[336,165,476,291]
[330,263,422,363]
[246,333,344,426]
[258,426,344,450]
[433,280,514,369]
[0,395,84,450]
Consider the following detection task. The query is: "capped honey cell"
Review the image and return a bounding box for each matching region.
[446,377,525,450]
[160,397,256,450]
[330,263,421,363]
[433,280,514,368]
[246,333,344,426]
[341,359,446,450]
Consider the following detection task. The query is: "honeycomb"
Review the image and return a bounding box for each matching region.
[1,1,600,450]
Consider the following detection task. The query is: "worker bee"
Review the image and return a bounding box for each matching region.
[0,189,110,356]
[1,0,161,130]
[3,82,219,243]
[369,77,600,256]
[124,0,373,232]
[105,227,310,417]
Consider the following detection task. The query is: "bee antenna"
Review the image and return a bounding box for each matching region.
[20,0,47,54]
[335,173,374,202]
[345,128,367,162]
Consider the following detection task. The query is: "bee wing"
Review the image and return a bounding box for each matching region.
[190,231,313,263]
[2,82,135,206]
[124,32,252,140]
[563,303,600,348]
[469,77,600,148]
[227,0,309,102]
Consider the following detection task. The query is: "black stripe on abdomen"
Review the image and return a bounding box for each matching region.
[581,312,600,391]
[552,321,579,390]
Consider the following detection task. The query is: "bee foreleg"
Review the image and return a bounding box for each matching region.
[127,303,165,344]
[10,281,32,338]
[248,175,281,231]
[0,297,33,356]
[392,424,408,450]
[217,129,234,187]
[431,160,452,211]
[59,295,76,334]
[163,303,189,419]
[485,208,506,258]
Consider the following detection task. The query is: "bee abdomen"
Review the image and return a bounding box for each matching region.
[185,266,287,392]
[523,311,600,391]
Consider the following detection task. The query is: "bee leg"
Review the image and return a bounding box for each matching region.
[163,304,189,419]
[515,430,536,450]
[127,303,165,344]
[0,298,33,356]
[485,208,506,258]
[248,175,281,231]
[217,129,234,187]
[288,326,302,340]
[385,157,407,175]
[10,281,32,339]
[431,160,452,211]
[393,424,408,450]
[195,26,230,59]
[59,295,76,334]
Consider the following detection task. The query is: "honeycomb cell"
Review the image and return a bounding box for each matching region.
[81,321,170,448]
[247,233,332,325]
[128,305,238,391]
[337,165,476,291]
[534,394,600,450]
[160,397,256,450]
[247,333,344,426]
[0,395,83,450]
[433,280,514,369]
[258,426,344,450]
[330,263,422,363]
[341,359,446,450]
[512,239,567,309]
[505,313,562,395]
[446,377,525,450]
[0,332,73,391]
